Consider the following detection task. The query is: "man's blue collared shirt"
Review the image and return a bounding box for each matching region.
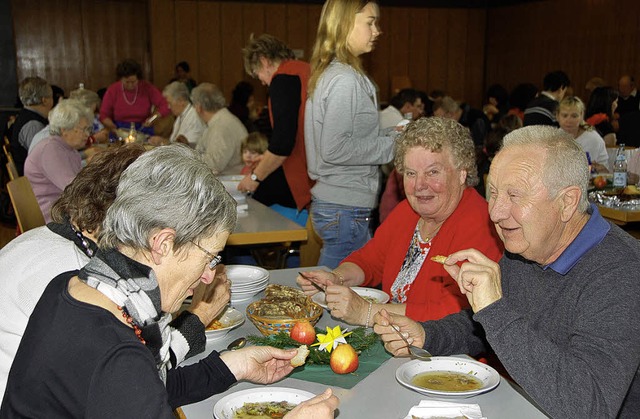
[546,203,610,274]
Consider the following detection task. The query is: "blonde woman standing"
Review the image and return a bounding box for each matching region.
[305,0,394,269]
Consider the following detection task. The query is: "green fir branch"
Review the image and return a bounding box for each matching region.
[247,327,379,365]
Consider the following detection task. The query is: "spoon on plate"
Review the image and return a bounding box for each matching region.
[226,337,247,351]
[390,324,432,361]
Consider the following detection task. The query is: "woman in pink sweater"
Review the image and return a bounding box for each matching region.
[99,59,169,136]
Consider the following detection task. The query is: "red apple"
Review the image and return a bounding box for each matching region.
[290,321,316,345]
[593,176,607,189]
[330,343,359,374]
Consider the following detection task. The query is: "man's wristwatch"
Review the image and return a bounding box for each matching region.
[250,171,261,183]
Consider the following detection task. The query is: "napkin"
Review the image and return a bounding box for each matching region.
[236,203,248,213]
[403,400,486,419]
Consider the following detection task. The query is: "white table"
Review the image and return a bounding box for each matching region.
[227,198,307,246]
[181,268,549,418]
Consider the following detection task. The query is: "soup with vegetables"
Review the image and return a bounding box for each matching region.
[411,371,483,392]
[233,401,297,418]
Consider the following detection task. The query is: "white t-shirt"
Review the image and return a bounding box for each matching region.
[169,103,205,146]
[576,129,610,170]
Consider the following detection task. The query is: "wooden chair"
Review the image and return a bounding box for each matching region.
[6,161,18,181]
[4,143,19,181]
[6,176,45,233]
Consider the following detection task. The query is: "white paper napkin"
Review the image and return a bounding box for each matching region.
[403,400,486,419]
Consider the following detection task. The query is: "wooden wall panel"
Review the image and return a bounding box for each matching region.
[219,2,245,100]
[264,3,286,42]
[408,8,430,96]
[149,0,176,88]
[11,0,638,111]
[463,8,486,107]
[196,2,221,85]
[485,0,640,103]
[426,9,450,97]
[12,0,149,94]
[175,1,199,82]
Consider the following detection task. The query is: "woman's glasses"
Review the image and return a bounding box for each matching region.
[190,241,222,270]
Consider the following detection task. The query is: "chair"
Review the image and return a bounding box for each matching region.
[6,161,18,181]
[4,143,19,181]
[6,176,45,233]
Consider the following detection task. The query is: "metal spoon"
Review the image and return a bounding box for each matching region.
[226,337,247,351]
[390,324,432,361]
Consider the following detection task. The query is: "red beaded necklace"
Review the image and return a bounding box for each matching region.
[117,305,146,345]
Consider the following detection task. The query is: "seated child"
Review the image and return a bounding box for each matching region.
[240,132,268,175]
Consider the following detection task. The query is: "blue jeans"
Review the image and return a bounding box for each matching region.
[311,199,372,269]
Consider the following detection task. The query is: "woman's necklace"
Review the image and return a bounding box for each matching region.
[418,218,441,243]
[117,305,146,345]
[122,83,138,106]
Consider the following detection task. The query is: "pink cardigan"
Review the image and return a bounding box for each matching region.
[99,80,169,124]
[343,187,504,322]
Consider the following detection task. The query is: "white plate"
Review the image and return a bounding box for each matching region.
[312,287,390,310]
[396,357,500,398]
[213,387,315,419]
[226,265,269,286]
[230,277,269,291]
[205,307,245,341]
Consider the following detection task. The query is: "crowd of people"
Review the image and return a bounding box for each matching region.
[2,0,640,418]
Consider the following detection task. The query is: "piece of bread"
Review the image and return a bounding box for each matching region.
[290,345,309,367]
[430,255,448,264]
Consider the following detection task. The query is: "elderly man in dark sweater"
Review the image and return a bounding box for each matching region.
[374,125,640,419]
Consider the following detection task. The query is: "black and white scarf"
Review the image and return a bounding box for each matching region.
[78,249,173,383]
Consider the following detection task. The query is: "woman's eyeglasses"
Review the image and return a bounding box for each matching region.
[190,241,222,270]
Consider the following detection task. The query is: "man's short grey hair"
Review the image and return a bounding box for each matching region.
[99,144,237,251]
[394,117,478,187]
[163,81,190,102]
[48,99,94,136]
[190,83,226,112]
[69,88,101,111]
[18,76,52,106]
[501,125,590,213]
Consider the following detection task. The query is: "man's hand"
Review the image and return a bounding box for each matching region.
[442,249,502,312]
[373,309,425,357]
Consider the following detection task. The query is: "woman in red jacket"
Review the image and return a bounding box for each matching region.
[297,117,503,324]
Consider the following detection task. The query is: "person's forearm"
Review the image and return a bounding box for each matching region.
[101,117,117,132]
[252,151,286,180]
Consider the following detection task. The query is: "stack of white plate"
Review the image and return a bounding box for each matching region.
[226,265,269,304]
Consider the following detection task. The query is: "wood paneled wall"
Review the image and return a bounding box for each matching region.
[12,0,150,94]
[485,0,640,103]
[8,0,640,109]
[147,1,486,107]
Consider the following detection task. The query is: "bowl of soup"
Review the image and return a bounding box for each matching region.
[395,356,500,398]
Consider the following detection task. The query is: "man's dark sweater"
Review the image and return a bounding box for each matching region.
[421,207,640,418]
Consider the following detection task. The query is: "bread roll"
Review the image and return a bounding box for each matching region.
[290,345,309,367]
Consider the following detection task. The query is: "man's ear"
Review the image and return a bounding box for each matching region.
[560,186,581,222]
[149,228,176,265]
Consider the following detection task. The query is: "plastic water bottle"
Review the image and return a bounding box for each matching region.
[613,144,628,188]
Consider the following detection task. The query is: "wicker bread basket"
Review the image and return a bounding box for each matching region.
[246,300,323,336]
